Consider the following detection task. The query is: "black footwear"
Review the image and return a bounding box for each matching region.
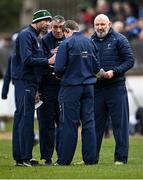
[23,159,39,167]
[45,159,52,166]
[29,159,39,166]
[15,160,23,166]
[23,161,32,167]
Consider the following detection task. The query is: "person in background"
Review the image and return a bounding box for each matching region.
[125,16,141,40]
[0,64,3,79]
[55,20,100,165]
[1,31,22,100]
[82,25,94,38]
[11,10,54,167]
[1,55,11,99]
[91,14,134,165]
[37,15,65,165]
[112,21,124,34]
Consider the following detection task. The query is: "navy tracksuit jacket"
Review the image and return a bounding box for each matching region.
[91,28,134,163]
[11,25,49,161]
[37,32,65,161]
[55,32,100,165]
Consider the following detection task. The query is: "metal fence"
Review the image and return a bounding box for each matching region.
[1,40,143,75]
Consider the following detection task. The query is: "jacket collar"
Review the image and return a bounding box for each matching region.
[73,31,82,36]
[91,28,113,40]
[29,25,40,36]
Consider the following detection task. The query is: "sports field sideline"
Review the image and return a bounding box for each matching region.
[0,136,143,179]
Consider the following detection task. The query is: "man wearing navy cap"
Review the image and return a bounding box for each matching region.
[11,10,55,167]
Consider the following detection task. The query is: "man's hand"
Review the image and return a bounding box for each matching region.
[48,54,56,65]
[96,68,106,78]
[96,69,114,79]
[103,70,114,79]
[51,47,59,54]
[35,92,41,103]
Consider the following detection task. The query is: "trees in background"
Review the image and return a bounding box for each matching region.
[0,0,22,32]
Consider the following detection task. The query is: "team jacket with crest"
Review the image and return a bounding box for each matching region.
[91,28,134,85]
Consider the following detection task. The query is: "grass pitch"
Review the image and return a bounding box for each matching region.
[0,136,143,179]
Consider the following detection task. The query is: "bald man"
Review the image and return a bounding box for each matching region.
[91,14,134,165]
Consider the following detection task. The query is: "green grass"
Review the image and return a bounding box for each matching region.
[0,118,39,132]
[0,136,143,179]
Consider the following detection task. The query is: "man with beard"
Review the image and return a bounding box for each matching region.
[11,10,55,167]
[37,15,65,165]
[91,14,134,165]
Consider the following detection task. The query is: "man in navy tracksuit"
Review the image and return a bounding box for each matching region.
[91,14,135,164]
[55,20,100,165]
[37,15,65,165]
[11,10,54,167]
[1,52,39,146]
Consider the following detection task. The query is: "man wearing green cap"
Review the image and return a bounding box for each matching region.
[11,10,54,167]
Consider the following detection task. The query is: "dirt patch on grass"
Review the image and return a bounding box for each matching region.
[0,132,12,140]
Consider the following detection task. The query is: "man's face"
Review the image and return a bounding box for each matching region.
[94,17,111,38]
[51,20,65,39]
[37,19,51,34]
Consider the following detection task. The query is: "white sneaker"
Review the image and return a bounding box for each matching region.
[54,162,61,166]
[115,161,124,165]
[73,161,84,165]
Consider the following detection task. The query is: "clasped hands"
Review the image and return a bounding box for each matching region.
[96,69,114,79]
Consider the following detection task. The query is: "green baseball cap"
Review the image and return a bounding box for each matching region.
[32,10,52,23]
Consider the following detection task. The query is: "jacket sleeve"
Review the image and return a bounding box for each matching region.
[18,32,49,66]
[112,35,135,75]
[55,41,68,78]
[1,55,12,99]
[91,42,100,74]
[41,37,53,58]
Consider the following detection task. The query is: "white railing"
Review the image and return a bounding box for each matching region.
[0,76,143,118]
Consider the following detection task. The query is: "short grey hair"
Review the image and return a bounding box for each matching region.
[64,20,79,31]
[52,15,65,23]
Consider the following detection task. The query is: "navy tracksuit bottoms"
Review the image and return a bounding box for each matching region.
[13,79,37,161]
[94,82,129,163]
[57,85,97,165]
[37,85,60,160]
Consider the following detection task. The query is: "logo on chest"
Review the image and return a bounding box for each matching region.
[107,43,112,49]
[36,40,40,48]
